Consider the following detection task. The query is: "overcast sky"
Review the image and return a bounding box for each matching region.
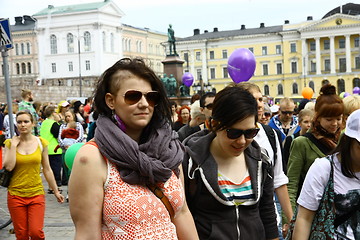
[1,0,351,37]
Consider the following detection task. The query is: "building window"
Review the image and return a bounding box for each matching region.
[310,61,316,72]
[276,45,281,54]
[337,79,345,94]
[85,60,90,71]
[184,52,189,65]
[353,78,360,88]
[136,41,142,53]
[325,59,330,71]
[50,35,57,54]
[310,41,316,51]
[16,63,20,74]
[355,37,359,48]
[222,50,227,59]
[111,33,114,52]
[355,56,360,69]
[276,63,282,74]
[21,63,26,74]
[324,39,330,50]
[249,47,254,53]
[291,62,297,73]
[277,84,284,95]
[223,67,228,78]
[15,43,19,55]
[339,39,345,49]
[196,69,202,80]
[27,43,31,54]
[339,58,346,72]
[102,31,106,51]
[210,68,215,79]
[127,39,131,51]
[67,33,74,53]
[292,83,298,94]
[21,43,25,55]
[84,31,91,51]
[51,63,56,73]
[68,61,73,72]
[264,85,269,96]
[263,64,268,75]
[209,51,214,59]
[309,81,315,91]
[262,46,267,55]
[196,52,201,61]
[27,62,31,74]
[290,43,296,53]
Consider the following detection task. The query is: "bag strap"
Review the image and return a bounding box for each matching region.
[36,137,43,152]
[147,184,175,221]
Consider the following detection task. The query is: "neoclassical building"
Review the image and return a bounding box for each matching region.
[176,3,360,100]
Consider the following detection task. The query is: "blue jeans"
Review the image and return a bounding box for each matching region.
[274,193,284,240]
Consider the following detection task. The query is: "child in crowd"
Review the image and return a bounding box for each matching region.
[54,121,79,153]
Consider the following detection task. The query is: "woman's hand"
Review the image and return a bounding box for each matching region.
[55,192,65,203]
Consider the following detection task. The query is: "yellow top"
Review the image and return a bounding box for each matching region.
[4,137,48,197]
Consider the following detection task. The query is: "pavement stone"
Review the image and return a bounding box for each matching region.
[0,179,75,239]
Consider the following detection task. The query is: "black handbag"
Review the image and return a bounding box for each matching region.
[0,167,13,187]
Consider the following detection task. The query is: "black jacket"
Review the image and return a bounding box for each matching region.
[183,130,278,240]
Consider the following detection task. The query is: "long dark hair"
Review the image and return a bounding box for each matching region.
[331,134,359,179]
[211,86,258,131]
[93,58,172,130]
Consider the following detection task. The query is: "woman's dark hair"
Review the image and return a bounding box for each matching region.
[331,134,359,179]
[211,86,258,131]
[73,101,83,114]
[93,58,172,129]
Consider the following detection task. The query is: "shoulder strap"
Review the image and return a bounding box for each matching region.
[147,184,175,221]
[36,137,43,152]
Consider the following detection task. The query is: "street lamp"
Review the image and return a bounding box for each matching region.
[77,26,82,97]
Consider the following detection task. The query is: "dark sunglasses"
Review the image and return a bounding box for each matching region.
[226,128,260,139]
[123,90,159,106]
[281,111,294,115]
[204,103,213,110]
[264,112,271,117]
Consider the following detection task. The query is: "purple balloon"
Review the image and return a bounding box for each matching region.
[353,87,360,95]
[182,72,194,87]
[227,48,256,83]
[343,92,351,98]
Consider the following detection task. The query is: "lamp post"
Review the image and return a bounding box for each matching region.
[77,26,82,97]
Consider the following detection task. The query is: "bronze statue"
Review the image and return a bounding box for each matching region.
[168,74,177,97]
[168,24,177,55]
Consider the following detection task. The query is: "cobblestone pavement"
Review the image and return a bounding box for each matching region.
[0,182,75,239]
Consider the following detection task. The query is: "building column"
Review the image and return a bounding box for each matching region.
[315,37,321,75]
[302,38,308,77]
[201,48,208,83]
[190,50,195,76]
[330,36,336,74]
[345,34,351,72]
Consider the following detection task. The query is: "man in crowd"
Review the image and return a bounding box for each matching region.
[268,97,301,143]
[18,89,39,135]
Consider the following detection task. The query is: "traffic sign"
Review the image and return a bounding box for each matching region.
[0,18,13,49]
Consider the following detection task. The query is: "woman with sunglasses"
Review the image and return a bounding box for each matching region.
[287,84,344,210]
[68,58,198,240]
[182,86,278,240]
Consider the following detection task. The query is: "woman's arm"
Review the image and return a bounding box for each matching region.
[41,146,64,203]
[75,122,84,143]
[68,144,107,240]
[292,205,315,240]
[173,165,199,240]
[3,136,20,171]
[57,124,66,148]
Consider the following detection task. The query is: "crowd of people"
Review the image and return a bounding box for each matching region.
[0,57,359,239]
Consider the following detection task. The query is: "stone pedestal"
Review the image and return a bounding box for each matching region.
[162,55,191,105]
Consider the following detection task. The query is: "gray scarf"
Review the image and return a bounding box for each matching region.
[94,115,184,185]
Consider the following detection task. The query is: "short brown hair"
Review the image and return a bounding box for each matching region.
[16,110,34,123]
[21,89,32,99]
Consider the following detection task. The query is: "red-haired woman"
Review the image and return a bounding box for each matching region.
[173,105,191,132]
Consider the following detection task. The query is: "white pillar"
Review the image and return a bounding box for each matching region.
[201,48,208,83]
[345,35,351,73]
[302,39,308,77]
[315,37,321,75]
[330,36,336,74]
[190,50,195,76]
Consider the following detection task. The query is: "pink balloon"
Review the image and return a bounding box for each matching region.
[182,72,194,87]
[227,48,256,83]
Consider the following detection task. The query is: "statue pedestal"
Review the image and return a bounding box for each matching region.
[162,55,191,105]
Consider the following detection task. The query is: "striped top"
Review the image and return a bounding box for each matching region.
[218,170,256,205]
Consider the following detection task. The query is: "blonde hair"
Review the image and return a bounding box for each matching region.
[298,109,315,123]
[343,95,360,117]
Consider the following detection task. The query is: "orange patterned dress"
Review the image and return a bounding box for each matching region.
[101,160,184,239]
